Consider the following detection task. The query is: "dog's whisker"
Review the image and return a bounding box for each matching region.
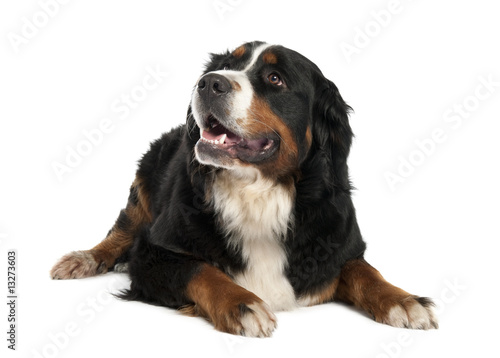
[245,116,291,151]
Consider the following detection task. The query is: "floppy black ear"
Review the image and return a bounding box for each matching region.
[203,52,230,73]
[311,78,354,190]
[313,79,353,156]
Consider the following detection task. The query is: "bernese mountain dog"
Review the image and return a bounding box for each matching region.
[51,41,438,337]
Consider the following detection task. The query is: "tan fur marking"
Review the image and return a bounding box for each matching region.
[133,177,153,222]
[91,177,152,267]
[232,45,246,58]
[263,52,278,64]
[335,259,409,316]
[305,126,313,150]
[90,230,133,269]
[242,96,299,178]
[335,259,438,329]
[183,264,277,337]
[299,277,339,306]
[231,80,242,91]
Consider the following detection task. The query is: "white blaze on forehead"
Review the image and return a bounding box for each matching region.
[219,44,272,132]
[243,43,272,73]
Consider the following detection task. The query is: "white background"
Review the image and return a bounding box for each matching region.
[1,0,499,357]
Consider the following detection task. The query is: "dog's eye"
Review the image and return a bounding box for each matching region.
[267,73,283,86]
[222,64,230,70]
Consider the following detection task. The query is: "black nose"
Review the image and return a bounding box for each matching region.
[197,73,232,101]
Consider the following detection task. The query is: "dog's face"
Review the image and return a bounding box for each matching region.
[191,41,352,179]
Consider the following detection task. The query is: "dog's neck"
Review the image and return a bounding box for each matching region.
[210,168,295,242]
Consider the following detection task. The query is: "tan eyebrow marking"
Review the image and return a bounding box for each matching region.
[263,52,278,64]
[232,45,246,58]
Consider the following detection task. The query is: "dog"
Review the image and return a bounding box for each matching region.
[51,41,438,337]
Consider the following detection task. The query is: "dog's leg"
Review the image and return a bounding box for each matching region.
[122,233,277,338]
[297,277,340,307]
[50,177,152,279]
[334,258,438,329]
[182,264,277,337]
[118,230,276,337]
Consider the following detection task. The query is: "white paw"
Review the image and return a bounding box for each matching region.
[113,262,129,273]
[50,250,104,279]
[239,301,277,338]
[385,297,438,330]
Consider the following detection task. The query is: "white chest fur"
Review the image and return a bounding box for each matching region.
[211,170,297,311]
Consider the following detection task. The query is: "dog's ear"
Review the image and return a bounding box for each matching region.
[313,79,353,157]
[310,78,354,189]
[203,52,230,73]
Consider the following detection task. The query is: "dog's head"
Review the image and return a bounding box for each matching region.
[189,41,353,181]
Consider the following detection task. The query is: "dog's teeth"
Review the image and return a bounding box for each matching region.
[220,134,227,144]
[214,139,219,144]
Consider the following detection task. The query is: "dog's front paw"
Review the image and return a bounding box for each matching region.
[184,297,277,337]
[50,250,106,279]
[236,301,277,337]
[183,265,277,337]
[379,296,438,330]
[207,298,277,337]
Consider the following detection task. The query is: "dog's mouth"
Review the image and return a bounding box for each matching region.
[196,115,279,164]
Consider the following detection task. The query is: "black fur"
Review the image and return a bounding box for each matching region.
[118,42,366,307]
